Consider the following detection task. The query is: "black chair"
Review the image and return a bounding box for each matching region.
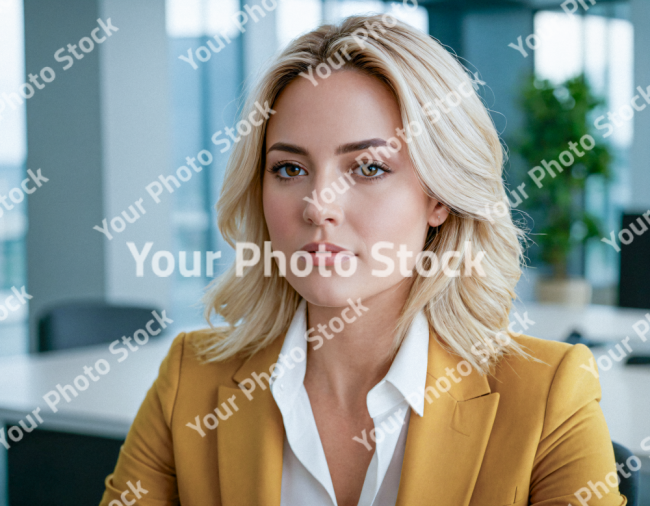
[613,441,640,506]
[7,427,124,506]
[37,301,159,351]
[564,329,606,348]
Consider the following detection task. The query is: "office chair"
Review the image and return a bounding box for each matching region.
[564,329,605,348]
[37,300,159,351]
[613,441,640,506]
[7,427,124,506]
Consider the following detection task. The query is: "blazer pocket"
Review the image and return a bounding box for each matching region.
[473,485,523,506]
[500,498,528,506]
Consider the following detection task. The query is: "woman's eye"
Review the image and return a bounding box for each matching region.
[354,163,387,178]
[274,164,307,178]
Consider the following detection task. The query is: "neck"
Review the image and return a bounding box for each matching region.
[304,278,413,410]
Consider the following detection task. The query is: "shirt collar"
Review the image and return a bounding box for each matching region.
[271,299,430,417]
[270,299,308,410]
[376,310,429,417]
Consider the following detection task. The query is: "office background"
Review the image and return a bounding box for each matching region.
[0,0,649,504]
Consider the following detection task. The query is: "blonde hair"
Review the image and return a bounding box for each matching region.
[197,14,530,375]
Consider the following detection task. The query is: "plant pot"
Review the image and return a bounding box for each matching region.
[535,277,592,306]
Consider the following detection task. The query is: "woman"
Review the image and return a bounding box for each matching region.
[100,14,625,506]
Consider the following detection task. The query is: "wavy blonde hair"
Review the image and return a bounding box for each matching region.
[197,14,530,375]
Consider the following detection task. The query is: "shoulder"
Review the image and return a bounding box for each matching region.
[490,333,599,394]
[160,328,248,385]
[153,329,249,422]
[489,334,602,436]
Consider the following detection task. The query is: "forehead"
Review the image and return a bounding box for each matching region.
[265,69,404,150]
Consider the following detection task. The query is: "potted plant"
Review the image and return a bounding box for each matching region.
[515,74,612,305]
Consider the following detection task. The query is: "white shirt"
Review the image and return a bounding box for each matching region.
[270,299,430,506]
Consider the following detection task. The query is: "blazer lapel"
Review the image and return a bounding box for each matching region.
[217,336,286,506]
[396,332,500,506]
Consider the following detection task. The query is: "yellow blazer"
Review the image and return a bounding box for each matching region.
[100,330,626,506]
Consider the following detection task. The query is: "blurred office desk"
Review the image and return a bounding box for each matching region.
[0,335,174,439]
[511,302,650,458]
[511,302,650,343]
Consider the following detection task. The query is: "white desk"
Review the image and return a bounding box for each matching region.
[0,335,174,439]
[511,302,650,344]
[0,306,648,457]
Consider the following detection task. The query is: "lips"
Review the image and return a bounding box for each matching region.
[299,242,355,266]
[300,242,351,254]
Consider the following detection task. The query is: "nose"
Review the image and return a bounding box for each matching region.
[303,176,344,227]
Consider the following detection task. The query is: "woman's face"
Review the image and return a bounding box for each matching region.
[262,69,448,307]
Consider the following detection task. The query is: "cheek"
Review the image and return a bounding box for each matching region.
[262,184,298,245]
[354,182,431,252]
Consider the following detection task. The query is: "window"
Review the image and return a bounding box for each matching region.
[0,0,28,356]
[277,0,322,50]
[534,6,633,301]
[322,0,427,32]
[165,0,243,329]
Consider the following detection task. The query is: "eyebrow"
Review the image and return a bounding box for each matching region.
[266,138,387,156]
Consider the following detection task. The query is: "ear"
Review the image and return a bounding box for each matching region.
[427,200,450,228]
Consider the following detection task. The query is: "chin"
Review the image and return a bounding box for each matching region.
[287,271,408,309]
[286,274,369,308]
